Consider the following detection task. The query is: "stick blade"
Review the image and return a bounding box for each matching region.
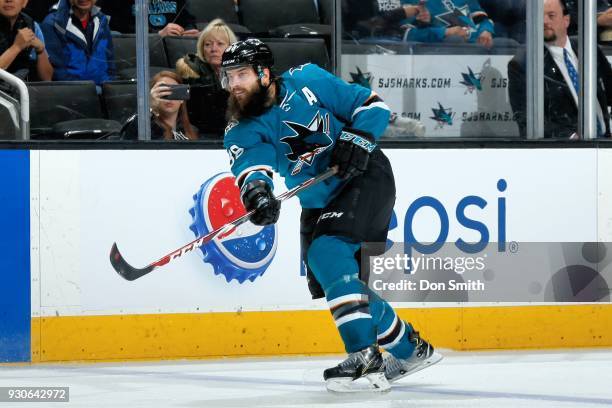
[110,242,155,281]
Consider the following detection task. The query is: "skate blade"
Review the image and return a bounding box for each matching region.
[326,372,391,394]
[390,351,444,383]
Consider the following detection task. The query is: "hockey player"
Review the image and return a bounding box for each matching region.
[221,38,442,393]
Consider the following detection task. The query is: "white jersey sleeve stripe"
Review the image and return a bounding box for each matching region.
[351,101,391,120]
[235,165,274,188]
[377,315,399,340]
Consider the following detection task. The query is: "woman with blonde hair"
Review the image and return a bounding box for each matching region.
[121,71,198,140]
[176,19,237,137]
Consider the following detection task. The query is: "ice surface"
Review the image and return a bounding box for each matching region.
[1,349,611,407]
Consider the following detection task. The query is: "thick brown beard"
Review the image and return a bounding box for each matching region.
[226,82,276,121]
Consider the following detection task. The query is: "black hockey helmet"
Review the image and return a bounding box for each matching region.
[220,39,274,88]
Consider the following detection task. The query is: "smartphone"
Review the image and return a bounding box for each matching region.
[160,84,191,101]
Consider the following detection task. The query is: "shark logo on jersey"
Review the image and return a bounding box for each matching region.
[436,3,476,35]
[281,111,332,176]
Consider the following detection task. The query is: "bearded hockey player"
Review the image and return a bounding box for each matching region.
[221,38,442,393]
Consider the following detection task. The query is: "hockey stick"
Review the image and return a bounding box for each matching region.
[110,167,338,281]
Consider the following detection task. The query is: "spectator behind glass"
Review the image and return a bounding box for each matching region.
[41,0,115,86]
[598,0,612,44]
[23,0,57,22]
[175,18,236,137]
[121,71,198,140]
[343,0,428,40]
[0,0,53,80]
[346,0,494,47]
[398,0,494,47]
[479,0,526,43]
[508,0,612,139]
[97,0,198,37]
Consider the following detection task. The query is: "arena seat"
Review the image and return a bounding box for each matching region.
[266,38,331,74]
[189,0,240,24]
[28,81,120,139]
[112,34,170,79]
[102,81,137,125]
[0,103,18,140]
[239,0,330,37]
[318,0,334,25]
[164,37,198,68]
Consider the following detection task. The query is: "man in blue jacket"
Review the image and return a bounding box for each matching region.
[41,0,115,86]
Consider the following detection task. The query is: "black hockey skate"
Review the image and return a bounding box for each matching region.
[324,345,390,393]
[383,329,443,382]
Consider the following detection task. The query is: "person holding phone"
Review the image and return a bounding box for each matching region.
[120,70,198,140]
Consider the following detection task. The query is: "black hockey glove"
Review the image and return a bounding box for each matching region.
[240,180,281,226]
[330,128,377,180]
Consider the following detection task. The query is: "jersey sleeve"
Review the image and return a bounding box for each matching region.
[404,25,448,43]
[468,0,495,37]
[223,121,278,190]
[286,63,391,140]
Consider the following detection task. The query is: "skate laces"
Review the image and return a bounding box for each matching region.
[339,353,360,369]
[409,330,430,359]
[340,346,373,368]
[383,353,404,377]
[383,330,430,376]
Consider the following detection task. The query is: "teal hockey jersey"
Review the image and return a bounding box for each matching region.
[223,63,391,209]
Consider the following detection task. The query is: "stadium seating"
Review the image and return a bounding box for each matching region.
[17,36,331,140]
[266,38,331,73]
[0,103,18,140]
[28,81,121,139]
[164,37,198,68]
[240,0,331,37]
[102,81,138,124]
[189,0,240,24]
[318,0,334,25]
[189,0,251,37]
[112,34,170,79]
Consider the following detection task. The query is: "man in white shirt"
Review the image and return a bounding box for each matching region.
[508,0,612,138]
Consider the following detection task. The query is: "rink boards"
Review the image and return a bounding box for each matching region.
[2,148,612,363]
